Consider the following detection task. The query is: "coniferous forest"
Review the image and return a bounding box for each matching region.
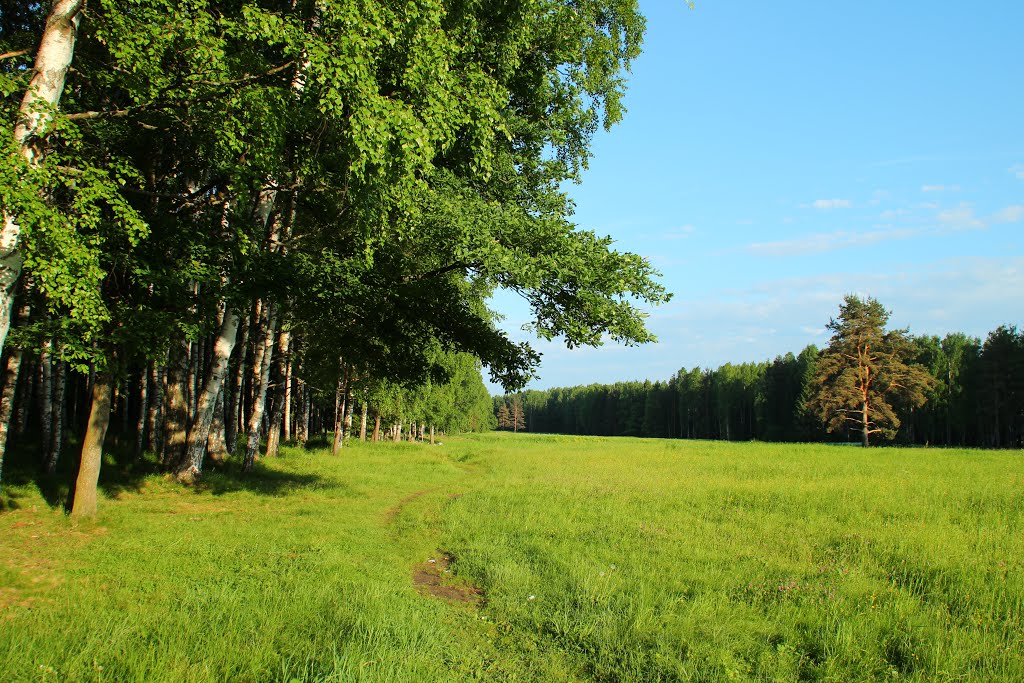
[496,317,1024,449]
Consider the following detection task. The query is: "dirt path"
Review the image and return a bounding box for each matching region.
[412,552,482,605]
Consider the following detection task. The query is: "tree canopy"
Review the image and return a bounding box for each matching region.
[0,0,670,513]
[806,295,933,447]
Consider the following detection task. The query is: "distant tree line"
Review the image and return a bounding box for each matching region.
[498,322,1024,448]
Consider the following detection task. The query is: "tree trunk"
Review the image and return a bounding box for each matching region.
[225,310,249,452]
[343,385,354,446]
[359,402,367,441]
[134,365,148,459]
[45,358,66,475]
[861,400,870,447]
[242,307,277,472]
[206,386,228,462]
[0,347,24,488]
[70,370,112,518]
[430,424,435,445]
[179,306,241,482]
[187,338,200,418]
[0,0,85,356]
[264,329,291,458]
[39,338,53,460]
[394,421,402,443]
[146,360,166,456]
[331,372,346,456]
[13,354,33,439]
[299,381,310,444]
[372,414,381,442]
[246,301,269,429]
[162,340,190,469]
[283,352,292,443]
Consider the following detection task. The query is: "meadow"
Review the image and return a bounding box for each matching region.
[1,433,1021,682]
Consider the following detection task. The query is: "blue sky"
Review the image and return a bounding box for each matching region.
[487,0,1024,392]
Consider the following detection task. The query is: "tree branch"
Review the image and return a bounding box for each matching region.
[404,261,479,283]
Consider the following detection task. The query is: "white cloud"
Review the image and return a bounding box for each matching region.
[936,203,985,230]
[810,198,852,210]
[922,184,961,193]
[993,205,1024,224]
[1010,164,1024,180]
[746,227,919,256]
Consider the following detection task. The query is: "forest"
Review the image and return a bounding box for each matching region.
[0,0,668,515]
[496,320,1024,448]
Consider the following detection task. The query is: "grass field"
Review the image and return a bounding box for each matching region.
[1,433,1022,681]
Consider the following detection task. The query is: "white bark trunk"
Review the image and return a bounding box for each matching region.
[0,1,85,355]
[243,308,277,471]
[178,306,241,482]
[283,352,292,443]
[45,357,66,475]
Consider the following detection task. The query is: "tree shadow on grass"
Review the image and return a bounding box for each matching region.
[193,461,332,497]
[2,435,340,513]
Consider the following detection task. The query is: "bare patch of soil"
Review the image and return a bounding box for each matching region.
[412,553,482,605]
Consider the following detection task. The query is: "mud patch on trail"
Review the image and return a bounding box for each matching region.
[413,553,482,605]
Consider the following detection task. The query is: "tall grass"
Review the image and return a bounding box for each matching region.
[1,434,1021,681]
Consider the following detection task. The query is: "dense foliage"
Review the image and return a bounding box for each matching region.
[806,295,934,447]
[498,319,1024,448]
[0,0,667,512]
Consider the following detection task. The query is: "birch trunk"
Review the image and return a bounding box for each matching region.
[331,373,345,456]
[133,365,148,459]
[0,301,29,476]
[146,361,166,455]
[343,386,354,446]
[225,311,249,452]
[178,306,241,482]
[161,340,190,469]
[0,0,85,355]
[264,330,291,458]
[0,348,24,488]
[206,386,228,462]
[70,370,112,518]
[186,339,199,417]
[242,308,277,472]
[13,354,32,438]
[283,352,292,443]
[44,358,65,475]
[299,382,310,443]
[359,402,367,441]
[39,338,52,459]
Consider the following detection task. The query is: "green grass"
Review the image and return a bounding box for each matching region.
[1,434,1022,681]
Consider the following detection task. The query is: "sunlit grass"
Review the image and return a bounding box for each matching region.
[1,434,1021,681]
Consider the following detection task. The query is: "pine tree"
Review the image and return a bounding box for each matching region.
[510,397,526,433]
[497,402,511,430]
[807,296,934,446]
